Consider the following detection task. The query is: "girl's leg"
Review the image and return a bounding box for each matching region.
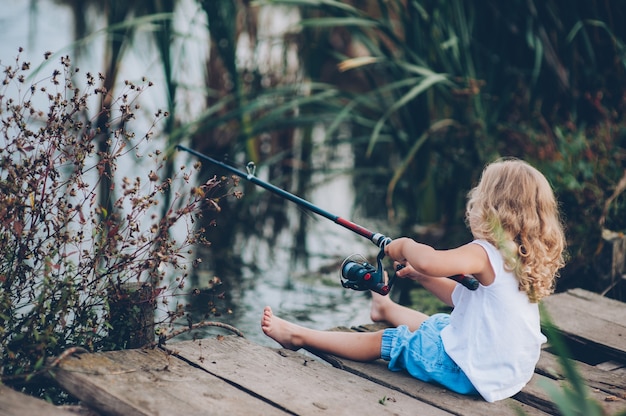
[261,306,382,361]
[370,292,428,331]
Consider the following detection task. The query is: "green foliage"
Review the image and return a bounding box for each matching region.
[408,287,450,316]
[0,51,231,392]
[258,0,496,225]
[40,1,626,285]
[251,0,626,288]
[506,119,626,288]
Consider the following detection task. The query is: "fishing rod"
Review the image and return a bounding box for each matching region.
[176,145,479,295]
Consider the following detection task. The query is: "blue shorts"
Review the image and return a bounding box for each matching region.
[381,313,478,395]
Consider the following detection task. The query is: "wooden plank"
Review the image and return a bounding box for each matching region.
[320,313,626,415]
[52,346,288,416]
[537,351,626,394]
[535,350,626,413]
[595,361,625,372]
[541,289,626,362]
[549,289,626,323]
[517,366,626,415]
[169,337,453,415]
[307,350,550,416]
[0,384,79,416]
[308,324,551,416]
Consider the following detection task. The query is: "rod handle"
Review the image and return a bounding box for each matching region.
[396,265,478,291]
[448,274,480,291]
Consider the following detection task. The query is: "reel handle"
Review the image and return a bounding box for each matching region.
[340,248,394,295]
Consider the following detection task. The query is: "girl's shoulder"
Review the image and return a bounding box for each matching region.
[467,240,502,286]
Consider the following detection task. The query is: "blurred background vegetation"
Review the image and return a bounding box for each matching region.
[26,0,625,297]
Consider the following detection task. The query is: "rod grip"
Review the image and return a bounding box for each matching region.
[396,265,479,291]
[448,274,480,290]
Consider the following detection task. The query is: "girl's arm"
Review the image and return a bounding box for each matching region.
[395,263,456,306]
[385,237,494,289]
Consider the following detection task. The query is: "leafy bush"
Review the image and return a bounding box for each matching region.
[499,111,626,292]
[0,50,234,393]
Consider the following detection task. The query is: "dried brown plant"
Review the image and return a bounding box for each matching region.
[0,49,237,389]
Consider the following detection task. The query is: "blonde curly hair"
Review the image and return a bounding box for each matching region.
[465,158,566,302]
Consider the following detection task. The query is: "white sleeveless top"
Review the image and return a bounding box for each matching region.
[440,240,546,402]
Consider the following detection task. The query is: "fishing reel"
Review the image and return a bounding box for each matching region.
[340,246,397,296]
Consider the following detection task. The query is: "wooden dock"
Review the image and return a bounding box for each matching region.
[2,288,625,415]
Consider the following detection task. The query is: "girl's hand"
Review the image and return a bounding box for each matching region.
[394,262,428,282]
[394,261,456,307]
[384,237,409,263]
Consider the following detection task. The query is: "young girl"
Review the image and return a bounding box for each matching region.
[261,158,566,402]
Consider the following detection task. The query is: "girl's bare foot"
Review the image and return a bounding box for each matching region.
[261,306,303,350]
[370,290,429,331]
[369,291,394,323]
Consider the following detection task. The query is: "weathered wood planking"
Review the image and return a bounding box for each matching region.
[51,336,453,416]
[306,288,626,415]
[0,384,80,416]
[541,288,626,363]
[307,326,551,416]
[539,289,626,414]
[536,350,626,398]
[514,370,626,415]
[52,346,288,416]
[169,336,453,415]
[4,288,625,415]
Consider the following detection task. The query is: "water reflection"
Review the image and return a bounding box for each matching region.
[181,207,384,347]
[180,247,378,347]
